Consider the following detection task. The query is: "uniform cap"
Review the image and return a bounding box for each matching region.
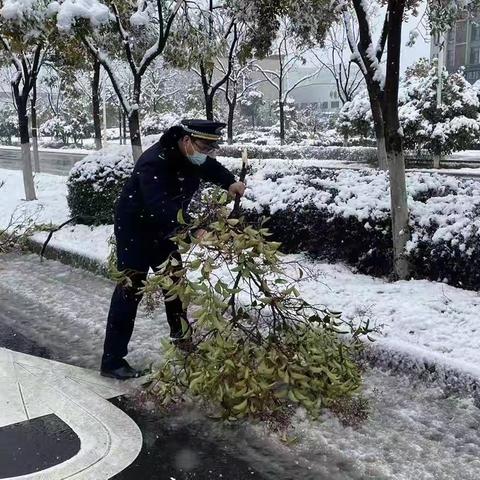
[181,119,226,147]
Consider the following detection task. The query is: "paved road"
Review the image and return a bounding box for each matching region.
[0,147,86,176]
[0,253,304,480]
[2,146,480,179]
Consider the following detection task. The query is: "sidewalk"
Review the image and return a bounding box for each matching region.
[0,345,143,479]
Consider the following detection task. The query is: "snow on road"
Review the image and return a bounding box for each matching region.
[0,253,166,370]
[1,252,479,480]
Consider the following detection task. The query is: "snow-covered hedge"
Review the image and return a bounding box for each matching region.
[67,136,159,224]
[241,165,480,290]
[218,144,377,163]
[67,146,133,224]
[141,112,181,135]
[67,144,480,290]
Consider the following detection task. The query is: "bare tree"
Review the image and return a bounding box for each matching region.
[181,1,239,121]
[254,28,322,145]
[142,61,182,114]
[217,58,264,142]
[312,26,364,105]
[55,0,185,162]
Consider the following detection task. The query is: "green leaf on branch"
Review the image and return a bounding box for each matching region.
[177,209,186,225]
[142,187,373,429]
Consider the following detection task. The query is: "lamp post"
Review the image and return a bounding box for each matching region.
[102,69,108,145]
[434,32,445,169]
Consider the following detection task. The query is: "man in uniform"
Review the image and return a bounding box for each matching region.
[100,119,246,380]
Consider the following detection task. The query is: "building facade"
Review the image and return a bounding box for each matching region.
[248,56,345,113]
[434,17,480,83]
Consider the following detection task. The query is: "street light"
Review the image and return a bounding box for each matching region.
[435,31,445,169]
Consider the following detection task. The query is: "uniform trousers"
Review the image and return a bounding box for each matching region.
[101,232,185,370]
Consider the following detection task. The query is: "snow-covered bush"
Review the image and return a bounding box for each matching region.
[0,102,17,144]
[40,116,67,140]
[336,89,372,141]
[67,146,134,224]
[233,126,284,145]
[41,94,94,145]
[240,165,480,290]
[141,111,181,135]
[338,58,480,156]
[218,144,377,162]
[67,137,160,224]
[399,59,480,156]
[239,88,264,129]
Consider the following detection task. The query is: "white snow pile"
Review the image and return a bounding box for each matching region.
[0,168,69,230]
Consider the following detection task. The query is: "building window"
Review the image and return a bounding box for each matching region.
[456,21,467,44]
[455,44,466,68]
[320,102,329,110]
[331,101,340,109]
[472,22,480,42]
[470,46,480,65]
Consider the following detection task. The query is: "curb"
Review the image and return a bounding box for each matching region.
[24,237,108,278]
[359,341,480,402]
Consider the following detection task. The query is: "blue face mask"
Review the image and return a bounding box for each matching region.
[187,151,207,165]
[186,139,208,165]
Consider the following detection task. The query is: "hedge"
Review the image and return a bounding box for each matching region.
[67,145,480,290]
[218,144,377,163]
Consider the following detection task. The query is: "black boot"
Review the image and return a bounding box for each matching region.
[100,359,148,380]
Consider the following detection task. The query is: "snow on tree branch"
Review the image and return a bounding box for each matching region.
[54,0,113,32]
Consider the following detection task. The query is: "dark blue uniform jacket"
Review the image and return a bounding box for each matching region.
[113,129,235,270]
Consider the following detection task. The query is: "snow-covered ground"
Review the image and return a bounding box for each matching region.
[3,167,480,478]
[1,252,480,480]
[447,149,480,160]
[1,167,480,385]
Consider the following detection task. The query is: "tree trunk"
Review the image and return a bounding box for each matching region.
[205,94,214,121]
[31,81,40,173]
[128,111,142,162]
[279,101,285,145]
[118,107,123,144]
[17,97,36,201]
[384,0,410,280]
[92,60,103,150]
[129,78,143,162]
[367,88,388,170]
[227,97,236,144]
[376,135,388,170]
[122,112,127,144]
